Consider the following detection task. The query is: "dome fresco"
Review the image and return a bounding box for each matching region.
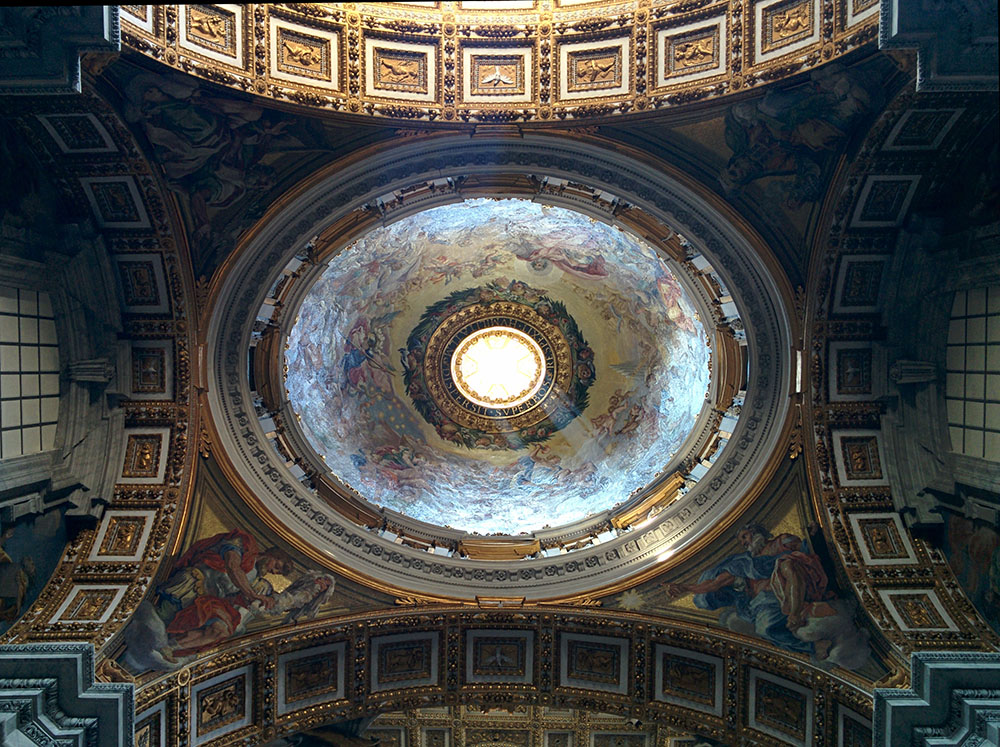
[285,200,710,534]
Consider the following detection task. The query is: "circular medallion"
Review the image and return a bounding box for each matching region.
[450,326,545,408]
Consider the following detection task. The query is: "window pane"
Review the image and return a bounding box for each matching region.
[21,398,39,426]
[39,373,58,396]
[969,288,987,315]
[967,373,986,399]
[968,316,986,343]
[38,319,56,344]
[0,316,17,343]
[0,345,18,371]
[18,317,37,344]
[0,374,18,398]
[1,400,20,427]
[40,396,58,423]
[986,432,1000,462]
[19,347,37,373]
[965,401,984,428]
[1,429,21,458]
[20,374,38,397]
[965,428,984,458]
[41,423,56,451]
[38,346,58,372]
[20,426,40,453]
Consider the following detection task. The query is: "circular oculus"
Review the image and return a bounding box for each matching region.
[450,325,546,409]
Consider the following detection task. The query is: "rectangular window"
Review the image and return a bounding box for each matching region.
[946,286,1000,461]
[0,287,59,458]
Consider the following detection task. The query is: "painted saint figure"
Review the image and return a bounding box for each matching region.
[153,529,293,659]
[664,523,869,670]
[121,530,336,672]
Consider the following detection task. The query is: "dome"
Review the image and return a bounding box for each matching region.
[206,133,790,600]
[284,199,710,535]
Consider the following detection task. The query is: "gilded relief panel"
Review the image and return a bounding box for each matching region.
[831,430,889,486]
[51,584,127,624]
[837,707,872,747]
[132,347,166,393]
[36,113,116,153]
[883,108,963,150]
[374,49,428,94]
[878,589,958,632]
[285,653,337,702]
[367,728,405,747]
[89,511,155,562]
[665,30,719,78]
[653,645,722,716]
[470,54,525,96]
[834,347,872,397]
[119,262,161,307]
[847,512,917,566]
[122,434,163,479]
[467,629,533,683]
[423,728,450,747]
[375,636,436,686]
[839,436,882,481]
[185,5,238,57]
[751,673,810,744]
[461,45,532,104]
[275,28,331,81]
[760,0,815,54]
[831,255,888,313]
[276,641,347,714]
[191,666,253,745]
[851,176,921,227]
[196,673,246,737]
[268,14,342,91]
[115,254,170,315]
[566,47,622,92]
[81,176,150,229]
[134,703,165,747]
[559,633,628,693]
[467,729,530,747]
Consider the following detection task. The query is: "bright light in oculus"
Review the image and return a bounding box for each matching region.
[451,326,545,408]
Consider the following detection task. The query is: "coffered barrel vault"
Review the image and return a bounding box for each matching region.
[118,1,879,124]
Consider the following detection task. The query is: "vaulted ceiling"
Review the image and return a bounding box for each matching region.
[0,3,997,746]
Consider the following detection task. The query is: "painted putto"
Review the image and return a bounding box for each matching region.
[285,200,710,534]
